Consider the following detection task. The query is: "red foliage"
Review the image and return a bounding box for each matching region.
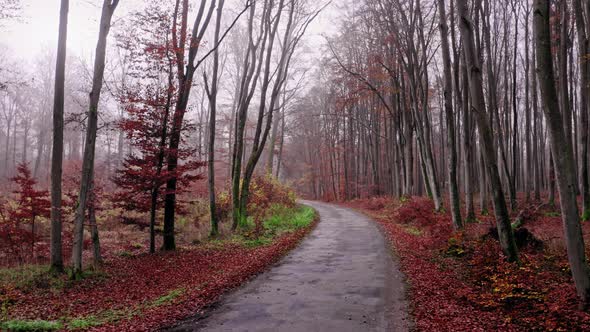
[9,163,51,223]
[111,4,205,219]
[393,197,434,226]
[345,197,590,331]
[0,163,50,263]
[4,221,317,331]
[110,92,204,216]
[349,196,393,211]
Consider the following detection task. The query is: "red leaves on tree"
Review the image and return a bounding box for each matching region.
[111,3,205,220]
[111,91,204,217]
[0,163,50,263]
[10,163,50,222]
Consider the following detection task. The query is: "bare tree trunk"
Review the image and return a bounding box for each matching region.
[275,108,285,178]
[266,92,285,175]
[438,0,462,230]
[574,0,590,220]
[49,0,69,274]
[461,52,477,220]
[71,0,118,277]
[4,117,11,177]
[510,1,519,209]
[533,0,590,305]
[22,122,29,164]
[482,0,517,211]
[148,55,175,254]
[559,1,574,160]
[532,45,542,201]
[164,0,227,248]
[549,149,556,206]
[231,1,264,230]
[205,0,225,238]
[238,0,293,226]
[457,0,518,262]
[33,129,44,179]
[88,164,101,265]
[10,117,15,173]
[524,4,533,202]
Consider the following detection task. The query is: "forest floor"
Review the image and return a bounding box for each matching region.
[0,205,317,331]
[167,200,411,332]
[345,196,590,331]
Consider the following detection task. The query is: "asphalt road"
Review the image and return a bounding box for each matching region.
[167,200,410,332]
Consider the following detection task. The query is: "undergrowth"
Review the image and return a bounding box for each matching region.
[1,200,318,331]
[346,196,590,331]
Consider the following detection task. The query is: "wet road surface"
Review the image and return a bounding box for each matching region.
[167,200,410,332]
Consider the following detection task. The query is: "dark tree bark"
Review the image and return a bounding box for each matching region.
[204,0,225,238]
[164,0,216,250]
[165,0,247,247]
[71,0,119,276]
[533,0,590,305]
[438,0,462,230]
[457,0,518,262]
[573,0,590,220]
[524,3,533,202]
[88,163,101,265]
[49,0,69,274]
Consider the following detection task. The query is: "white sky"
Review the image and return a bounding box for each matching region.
[0,0,339,64]
[1,0,109,60]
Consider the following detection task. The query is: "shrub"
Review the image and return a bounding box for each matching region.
[216,175,297,231]
[394,197,435,226]
[247,176,297,235]
[0,163,50,264]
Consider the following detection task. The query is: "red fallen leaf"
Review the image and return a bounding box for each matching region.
[343,196,590,331]
[4,220,318,332]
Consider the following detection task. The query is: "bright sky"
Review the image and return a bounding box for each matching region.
[1,0,108,60]
[0,0,338,62]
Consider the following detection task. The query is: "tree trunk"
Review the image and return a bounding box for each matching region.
[461,53,477,221]
[205,0,225,238]
[457,0,518,262]
[164,0,218,248]
[524,5,533,202]
[574,0,590,220]
[533,0,590,305]
[88,165,102,265]
[275,108,286,178]
[482,0,517,211]
[438,0,462,230]
[49,0,69,274]
[510,2,519,210]
[71,0,118,277]
[237,0,292,227]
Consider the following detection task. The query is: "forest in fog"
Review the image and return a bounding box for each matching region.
[3,0,590,330]
[0,0,323,269]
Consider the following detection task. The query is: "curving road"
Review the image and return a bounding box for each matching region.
[167,201,410,332]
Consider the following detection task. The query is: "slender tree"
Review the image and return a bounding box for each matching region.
[71,0,119,277]
[438,0,462,230]
[573,0,590,220]
[204,0,226,238]
[457,0,518,262]
[164,0,248,249]
[49,0,69,274]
